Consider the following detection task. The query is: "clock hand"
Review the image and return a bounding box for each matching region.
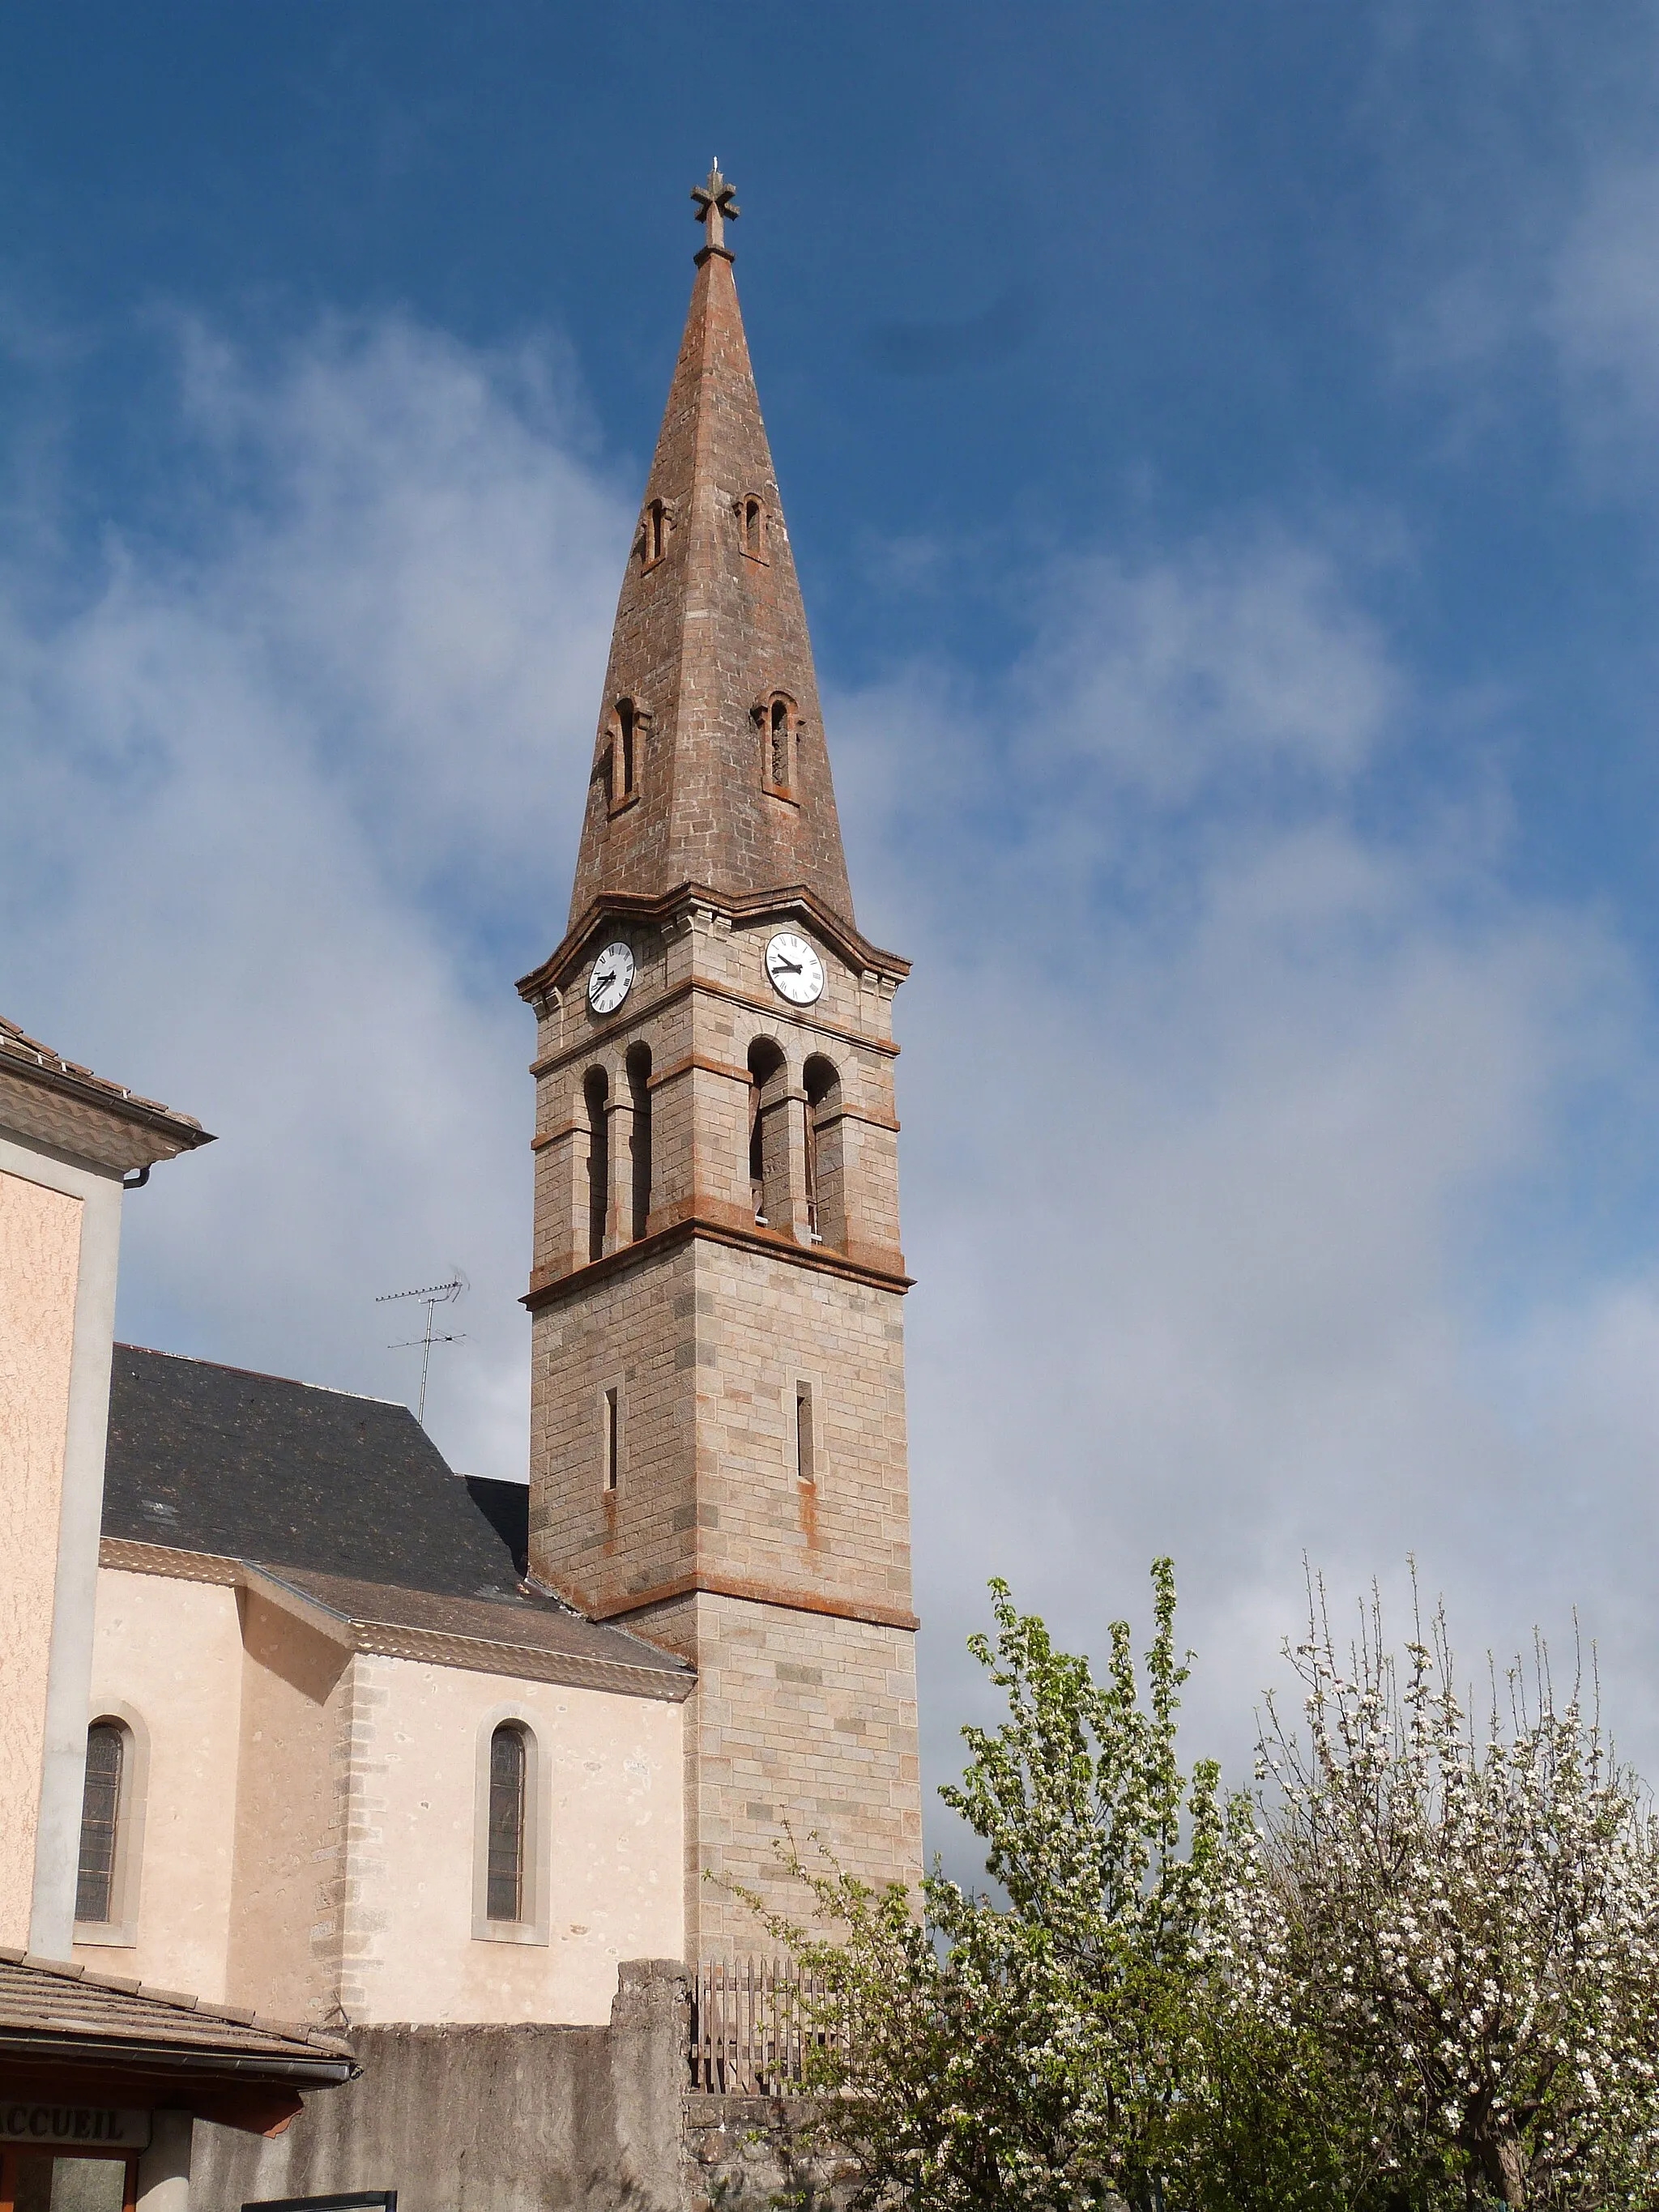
[773,957,803,974]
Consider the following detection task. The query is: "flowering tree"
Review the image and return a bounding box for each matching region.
[743,1563,1331,2212]
[1252,1579,1659,2210]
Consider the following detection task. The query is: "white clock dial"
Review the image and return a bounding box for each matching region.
[765,931,825,1007]
[587,940,635,1016]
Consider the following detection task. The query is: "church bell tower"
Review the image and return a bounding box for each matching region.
[518,168,922,1960]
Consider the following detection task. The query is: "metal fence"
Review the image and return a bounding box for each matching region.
[688,1956,843,2095]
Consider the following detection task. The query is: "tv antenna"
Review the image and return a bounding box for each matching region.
[377,1269,468,1425]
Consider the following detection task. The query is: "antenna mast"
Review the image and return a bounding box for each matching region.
[377,1269,468,1424]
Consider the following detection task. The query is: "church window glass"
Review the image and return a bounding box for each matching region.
[75,1723,124,1925]
[486,1724,527,1923]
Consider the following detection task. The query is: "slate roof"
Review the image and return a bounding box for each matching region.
[101,1345,692,1693]
[0,1950,353,2079]
[105,1346,529,1600]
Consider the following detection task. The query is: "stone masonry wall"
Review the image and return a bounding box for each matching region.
[530,1238,911,1630]
[194,1961,862,2212]
[641,1592,921,1963]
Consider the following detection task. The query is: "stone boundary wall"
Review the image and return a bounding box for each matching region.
[194,1960,692,2212]
[682,2094,857,2212]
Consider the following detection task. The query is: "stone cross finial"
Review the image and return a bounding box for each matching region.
[691,160,740,257]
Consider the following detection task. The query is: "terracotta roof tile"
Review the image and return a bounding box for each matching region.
[0,1951,352,2072]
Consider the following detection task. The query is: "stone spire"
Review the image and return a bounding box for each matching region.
[566,168,856,931]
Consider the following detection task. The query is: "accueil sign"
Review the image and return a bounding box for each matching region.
[0,2107,151,2150]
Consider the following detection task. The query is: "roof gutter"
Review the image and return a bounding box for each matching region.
[0,2031,356,2086]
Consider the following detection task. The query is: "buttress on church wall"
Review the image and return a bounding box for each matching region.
[74,1570,684,2027]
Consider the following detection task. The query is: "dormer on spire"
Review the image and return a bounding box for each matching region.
[691,160,740,261]
[564,180,857,935]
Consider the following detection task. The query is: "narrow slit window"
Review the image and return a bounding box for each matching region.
[744,497,765,558]
[75,1723,124,1925]
[603,1386,620,1492]
[770,699,791,793]
[618,701,637,800]
[485,1724,527,1923]
[795,1383,815,1488]
[644,499,667,566]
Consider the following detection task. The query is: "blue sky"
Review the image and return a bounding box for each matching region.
[8,4,1659,1838]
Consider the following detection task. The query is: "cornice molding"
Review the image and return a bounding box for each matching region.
[517,880,910,1008]
[522,1214,912,1311]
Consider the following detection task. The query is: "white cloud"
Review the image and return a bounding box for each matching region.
[830,531,1659,1813]
[4,310,1658,1871]
[0,315,629,1477]
[1549,161,1659,433]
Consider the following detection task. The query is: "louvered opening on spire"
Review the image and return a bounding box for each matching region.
[567,180,855,931]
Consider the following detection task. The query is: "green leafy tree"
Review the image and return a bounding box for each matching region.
[742,1562,1333,2212]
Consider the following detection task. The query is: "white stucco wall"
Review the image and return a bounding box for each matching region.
[345,1656,685,2026]
[0,1130,126,1962]
[74,1567,245,1998]
[0,1166,83,1951]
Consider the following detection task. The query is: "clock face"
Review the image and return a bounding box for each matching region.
[587,940,635,1016]
[765,931,825,1007]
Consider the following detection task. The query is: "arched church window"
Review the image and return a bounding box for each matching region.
[486,1723,527,1924]
[741,495,766,560]
[75,1721,126,1927]
[584,1068,609,1263]
[747,1038,787,1226]
[626,1042,652,1242]
[758,693,798,800]
[643,498,667,569]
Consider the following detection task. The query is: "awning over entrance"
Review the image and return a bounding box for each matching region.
[0,1950,355,2212]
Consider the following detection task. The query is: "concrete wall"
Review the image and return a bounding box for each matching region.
[74,1569,244,1994]
[0,1166,83,1950]
[194,1959,693,2212]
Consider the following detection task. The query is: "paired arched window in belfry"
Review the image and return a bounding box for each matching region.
[747,1038,787,1226]
[584,1068,609,1264]
[804,1055,845,1250]
[625,1042,653,1243]
[757,693,799,801]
